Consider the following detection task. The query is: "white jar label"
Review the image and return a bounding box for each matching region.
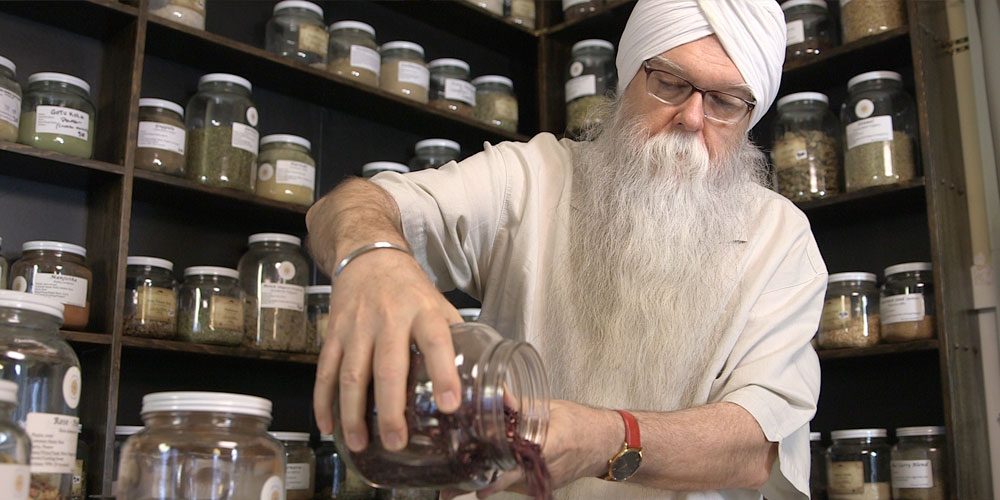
[277,261,296,280]
[0,87,20,127]
[855,98,875,119]
[0,464,31,500]
[298,24,329,58]
[24,413,79,474]
[63,366,82,409]
[35,105,90,141]
[350,45,381,76]
[786,20,806,46]
[137,286,177,322]
[260,283,305,312]
[11,276,27,292]
[258,162,275,181]
[138,121,186,155]
[275,160,316,189]
[32,273,88,308]
[565,74,597,103]
[828,461,864,494]
[846,115,894,150]
[246,107,259,127]
[286,462,311,490]
[891,459,933,488]
[563,0,591,8]
[260,475,285,500]
[231,122,260,155]
[210,295,243,331]
[569,61,584,78]
[881,294,926,324]
[444,78,477,106]
[397,61,430,90]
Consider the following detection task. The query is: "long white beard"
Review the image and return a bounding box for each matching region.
[541,100,769,412]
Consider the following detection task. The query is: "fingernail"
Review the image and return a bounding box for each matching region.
[384,431,405,450]
[440,391,458,410]
[346,432,365,451]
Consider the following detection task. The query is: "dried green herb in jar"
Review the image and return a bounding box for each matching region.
[840,0,906,44]
[186,126,257,192]
[844,131,915,191]
[566,95,609,138]
[773,130,840,201]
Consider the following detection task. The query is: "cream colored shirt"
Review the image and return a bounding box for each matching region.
[372,133,826,500]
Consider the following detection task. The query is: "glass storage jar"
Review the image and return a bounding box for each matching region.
[840,0,906,44]
[508,0,535,28]
[429,58,476,117]
[464,0,503,15]
[842,70,917,191]
[772,92,841,201]
[185,73,259,193]
[336,322,550,492]
[891,426,947,500]
[266,0,328,69]
[0,55,21,142]
[238,233,309,352]
[380,42,429,104]
[116,392,286,499]
[10,240,92,330]
[563,0,603,21]
[472,75,518,132]
[148,0,205,30]
[328,21,380,87]
[0,237,8,290]
[881,262,935,343]
[112,426,144,494]
[124,256,177,339]
[177,266,244,346]
[409,138,460,171]
[811,432,827,500]
[136,98,187,176]
[316,435,377,499]
[306,285,330,354]
[18,72,96,159]
[270,432,315,500]
[362,161,409,179]
[827,429,891,499]
[0,291,82,499]
[257,134,316,206]
[73,424,87,500]
[781,0,834,63]
[565,39,616,138]
[817,272,880,349]
[0,379,31,500]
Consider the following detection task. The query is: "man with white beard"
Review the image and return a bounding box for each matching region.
[306,0,826,498]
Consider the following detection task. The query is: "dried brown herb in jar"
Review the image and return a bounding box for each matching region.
[773,130,839,201]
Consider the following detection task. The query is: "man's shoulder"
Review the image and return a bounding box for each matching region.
[748,184,812,232]
[489,132,576,172]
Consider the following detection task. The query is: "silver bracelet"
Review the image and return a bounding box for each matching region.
[333,241,411,281]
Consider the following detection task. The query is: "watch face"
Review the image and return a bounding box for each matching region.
[611,450,642,480]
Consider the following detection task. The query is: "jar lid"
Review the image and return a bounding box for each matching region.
[248,233,302,246]
[776,92,829,108]
[363,161,410,174]
[138,98,185,117]
[183,266,240,279]
[0,290,65,322]
[142,391,273,419]
[127,256,175,272]
[0,380,17,405]
[27,72,91,94]
[428,58,470,72]
[896,426,946,437]
[828,272,877,283]
[458,308,481,319]
[0,55,15,74]
[884,262,932,276]
[260,134,311,151]
[23,240,87,258]
[270,431,311,442]
[415,138,460,152]
[780,0,828,11]
[809,432,822,441]
[198,73,252,92]
[831,428,888,440]
[329,20,375,37]
[320,434,334,442]
[274,0,323,17]
[471,75,513,88]
[115,425,145,436]
[381,41,425,57]
[847,70,902,89]
[306,285,332,294]
[572,39,614,53]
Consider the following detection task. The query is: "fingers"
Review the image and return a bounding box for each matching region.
[413,310,462,413]
[313,336,343,435]
[372,317,412,451]
[338,327,376,452]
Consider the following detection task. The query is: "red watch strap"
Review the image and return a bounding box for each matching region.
[617,410,641,448]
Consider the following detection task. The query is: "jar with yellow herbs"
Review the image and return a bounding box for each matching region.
[891,426,948,500]
[472,75,518,133]
[840,0,906,44]
[827,429,891,500]
[185,73,259,193]
[19,72,95,159]
[880,262,935,343]
[409,139,460,171]
[817,272,880,349]
[238,233,309,352]
[328,21,380,87]
[124,256,177,339]
[0,55,21,142]
[362,161,409,179]
[429,58,476,117]
[565,39,615,138]
[270,432,315,500]
[781,0,834,63]
[256,134,315,206]
[563,0,603,21]
[842,72,917,191]
[306,285,330,354]
[772,92,840,201]
[136,98,187,175]
[10,241,92,331]
[266,0,328,69]
[380,42,429,104]
[148,0,205,30]
[177,266,244,346]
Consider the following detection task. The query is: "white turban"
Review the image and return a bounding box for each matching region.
[616,0,786,128]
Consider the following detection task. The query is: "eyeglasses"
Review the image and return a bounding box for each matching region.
[641,60,756,125]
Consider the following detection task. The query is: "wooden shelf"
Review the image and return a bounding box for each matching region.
[121,336,319,365]
[0,0,137,40]
[61,330,113,345]
[0,141,124,188]
[796,177,925,215]
[541,0,635,37]
[781,27,911,92]
[375,0,537,53]
[818,339,939,360]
